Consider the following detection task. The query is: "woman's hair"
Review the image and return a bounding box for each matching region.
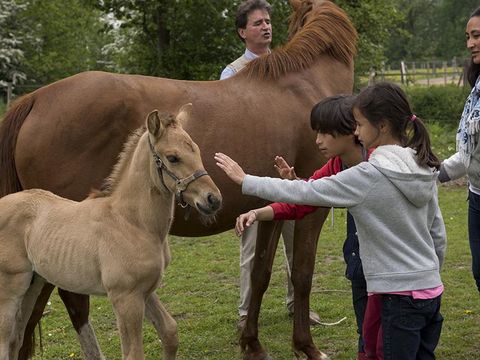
[310,95,357,139]
[467,6,480,87]
[353,82,440,170]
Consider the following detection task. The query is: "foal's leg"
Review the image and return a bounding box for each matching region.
[0,271,31,360]
[241,220,283,360]
[291,208,329,360]
[109,291,146,360]
[145,292,178,359]
[58,290,104,360]
[10,275,46,360]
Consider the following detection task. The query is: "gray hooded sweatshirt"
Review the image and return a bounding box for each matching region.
[242,145,446,293]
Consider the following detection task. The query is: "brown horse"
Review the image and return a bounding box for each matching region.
[0,106,221,360]
[0,0,356,359]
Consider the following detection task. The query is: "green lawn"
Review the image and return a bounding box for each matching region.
[31,186,478,360]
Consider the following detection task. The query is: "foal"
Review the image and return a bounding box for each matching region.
[0,104,222,360]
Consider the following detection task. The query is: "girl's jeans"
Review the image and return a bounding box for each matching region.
[381,294,443,360]
[468,190,480,292]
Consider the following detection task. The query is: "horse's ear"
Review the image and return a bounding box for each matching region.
[175,103,193,125]
[146,109,162,137]
[289,0,301,11]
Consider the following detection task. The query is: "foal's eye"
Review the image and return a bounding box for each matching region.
[167,155,179,164]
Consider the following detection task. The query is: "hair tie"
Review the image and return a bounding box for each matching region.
[410,114,417,122]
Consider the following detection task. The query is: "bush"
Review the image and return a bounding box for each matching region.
[405,85,470,126]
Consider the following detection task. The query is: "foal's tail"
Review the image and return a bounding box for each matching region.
[0,94,34,197]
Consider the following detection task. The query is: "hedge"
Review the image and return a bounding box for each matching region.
[405,85,470,126]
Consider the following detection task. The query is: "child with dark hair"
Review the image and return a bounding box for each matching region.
[215,82,446,360]
[272,94,372,359]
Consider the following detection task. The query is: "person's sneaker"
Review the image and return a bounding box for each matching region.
[288,309,321,326]
[237,315,247,331]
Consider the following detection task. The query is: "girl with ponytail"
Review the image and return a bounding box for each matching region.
[215,81,446,359]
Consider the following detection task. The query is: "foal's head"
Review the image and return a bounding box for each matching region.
[146,104,222,217]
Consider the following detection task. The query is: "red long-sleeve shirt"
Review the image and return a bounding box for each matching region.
[270,149,373,220]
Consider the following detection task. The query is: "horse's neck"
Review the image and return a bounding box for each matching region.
[109,136,174,238]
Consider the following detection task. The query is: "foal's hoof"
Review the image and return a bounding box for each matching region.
[243,351,272,360]
[293,350,330,360]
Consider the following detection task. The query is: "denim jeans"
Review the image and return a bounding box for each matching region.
[468,190,480,292]
[381,295,443,360]
[344,212,368,353]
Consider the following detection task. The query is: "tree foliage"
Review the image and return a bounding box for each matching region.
[0,0,28,86]
[1,0,477,90]
[18,0,112,86]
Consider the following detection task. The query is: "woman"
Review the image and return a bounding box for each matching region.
[438,6,480,294]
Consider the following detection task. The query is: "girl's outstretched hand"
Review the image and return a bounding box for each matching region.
[235,210,257,236]
[214,152,246,185]
[274,156,298,180]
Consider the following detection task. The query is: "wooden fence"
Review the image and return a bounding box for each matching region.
[367,58,468,87]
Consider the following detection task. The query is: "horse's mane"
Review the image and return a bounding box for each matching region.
[89,126,145,198]
[242,1,357,81]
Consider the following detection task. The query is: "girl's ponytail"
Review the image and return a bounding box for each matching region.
[405,115,440,170]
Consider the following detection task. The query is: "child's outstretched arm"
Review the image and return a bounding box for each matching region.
[214,152,246,185]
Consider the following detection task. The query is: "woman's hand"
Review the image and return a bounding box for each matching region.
[235,210,257,236]
[274,156,298,180]
[214,152,246,185]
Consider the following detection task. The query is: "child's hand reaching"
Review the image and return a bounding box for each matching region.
[274,156,298,180]
[235,210,257,236]
[214,152,246,185]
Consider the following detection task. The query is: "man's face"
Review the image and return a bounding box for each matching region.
[238,9,272,50]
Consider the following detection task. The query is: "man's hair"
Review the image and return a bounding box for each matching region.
[235,0,272,42]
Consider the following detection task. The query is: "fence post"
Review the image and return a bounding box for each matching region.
[400,61,407,85]
[443,61,447,85]
[6,82,12,107]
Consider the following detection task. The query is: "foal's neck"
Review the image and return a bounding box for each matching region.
[109,135,174,237]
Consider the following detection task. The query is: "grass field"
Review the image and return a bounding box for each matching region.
[29,185,479,360]
[1,100,477,358]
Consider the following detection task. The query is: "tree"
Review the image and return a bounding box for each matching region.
[18,0,113,86]
[0,0,28,88]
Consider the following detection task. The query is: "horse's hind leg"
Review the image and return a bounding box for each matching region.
[58,289,104,360]
[291,209,329,360]
[241,220,283,360]
[145,292,178,360]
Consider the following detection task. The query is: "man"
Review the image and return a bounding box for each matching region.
[220,0,320,329]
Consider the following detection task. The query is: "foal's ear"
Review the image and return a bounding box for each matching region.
[176,103,193,125]
[146,109,161,137]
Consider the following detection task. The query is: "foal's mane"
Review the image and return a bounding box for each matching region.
[242,1,357,81]
[89,126,145,198]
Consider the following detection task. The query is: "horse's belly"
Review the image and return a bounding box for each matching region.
[27,245,106,295]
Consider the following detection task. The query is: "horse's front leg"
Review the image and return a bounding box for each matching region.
[109,291,146,360]
[145,292,178,359]
[241,220,283,360]
[57,289,104,360]
[292,208,329,360]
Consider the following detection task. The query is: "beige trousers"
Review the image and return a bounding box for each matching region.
[239,220,295,316]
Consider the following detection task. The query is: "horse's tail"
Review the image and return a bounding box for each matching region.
[0,94,34,197]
